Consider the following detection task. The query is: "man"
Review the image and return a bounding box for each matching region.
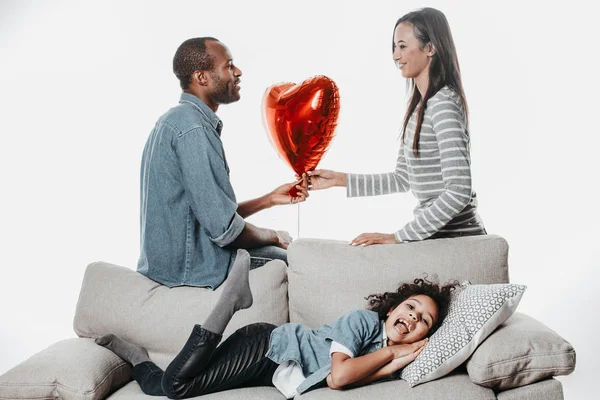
[137,37,308,289]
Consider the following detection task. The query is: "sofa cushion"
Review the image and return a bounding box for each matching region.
[287,235,509,328]
[0,338,131,400]
[73,260,288,370]
[106,381,285,399]
[496,378,564,400]
[401,281,526,387]
[466,312,576,390]
[295,370,496,400]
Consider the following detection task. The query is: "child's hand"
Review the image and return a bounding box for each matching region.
[387,339,428,371]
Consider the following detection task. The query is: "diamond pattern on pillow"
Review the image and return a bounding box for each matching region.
[401,282,527,387]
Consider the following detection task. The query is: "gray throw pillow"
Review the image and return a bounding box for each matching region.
[401,282,527,387]
[0,338,131,400]
[466,312,576,390]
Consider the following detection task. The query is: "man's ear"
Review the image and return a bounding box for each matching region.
[425,42,436,57]
[192,71,208,86]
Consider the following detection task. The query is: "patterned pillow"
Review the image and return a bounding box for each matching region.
[401,281,527,387]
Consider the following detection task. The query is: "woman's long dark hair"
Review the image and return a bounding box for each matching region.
[394,8,469,156]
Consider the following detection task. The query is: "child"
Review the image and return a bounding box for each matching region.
[97,250,457,398]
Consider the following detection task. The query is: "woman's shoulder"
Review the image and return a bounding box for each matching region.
[427,86,459,104]
[426,86,464,112]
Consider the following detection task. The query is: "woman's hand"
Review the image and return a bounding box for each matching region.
[268,175,309,206]
[304,169,346,190]
[350,232,398,246]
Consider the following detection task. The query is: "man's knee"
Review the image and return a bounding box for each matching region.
[247,245,288,265]
[269,246,287,263]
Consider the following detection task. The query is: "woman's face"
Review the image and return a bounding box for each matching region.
[392,22,433,79]
[385,294,439,345]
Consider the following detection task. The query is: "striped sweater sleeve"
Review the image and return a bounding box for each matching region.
[395,97,472,242]
[346,145,410,197]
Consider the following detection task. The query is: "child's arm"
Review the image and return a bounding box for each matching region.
[326,339,427,389]
[346,345,426,388]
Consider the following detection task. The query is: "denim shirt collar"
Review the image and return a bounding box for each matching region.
[179,92,223,135]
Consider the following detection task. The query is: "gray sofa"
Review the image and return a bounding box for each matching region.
[0,235,575,399]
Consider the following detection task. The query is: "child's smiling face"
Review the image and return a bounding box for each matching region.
[385,294,439,345]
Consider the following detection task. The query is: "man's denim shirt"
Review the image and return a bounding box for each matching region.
[266,310,385,394]
[137,93,245,289]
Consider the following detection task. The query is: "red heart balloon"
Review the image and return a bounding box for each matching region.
[262,75,340,196]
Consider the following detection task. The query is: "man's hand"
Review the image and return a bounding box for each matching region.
[387,339,428,371]
[274,230,293,249]
[269,175,309,206]
[350,232,398,246]
[305,169,346,190]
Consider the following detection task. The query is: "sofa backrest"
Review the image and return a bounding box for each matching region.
[73,260,289,370]
[287,234,509,329]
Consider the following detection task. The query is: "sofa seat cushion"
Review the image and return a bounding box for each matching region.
[106,381,286,399]
[467,313,576,390]
[295,370,496,400]
[74,260,288,370]
[496,378,564,400]
[0,338,131,400]
[287,235,509,328]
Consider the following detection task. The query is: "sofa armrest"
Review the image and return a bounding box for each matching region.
[467,312,576,391]
[0,338,131,400]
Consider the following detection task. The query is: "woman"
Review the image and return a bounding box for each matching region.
[308,7,486,246]
[96,249,457,398]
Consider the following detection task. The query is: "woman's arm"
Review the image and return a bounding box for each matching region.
[344,146,411,198]
[308,146,410,198]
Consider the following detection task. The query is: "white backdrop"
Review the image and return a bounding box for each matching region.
[1,0,598,398]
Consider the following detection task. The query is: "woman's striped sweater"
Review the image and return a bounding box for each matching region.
[347,87,485,242]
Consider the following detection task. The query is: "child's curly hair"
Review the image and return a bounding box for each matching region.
[365,276,459,335]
